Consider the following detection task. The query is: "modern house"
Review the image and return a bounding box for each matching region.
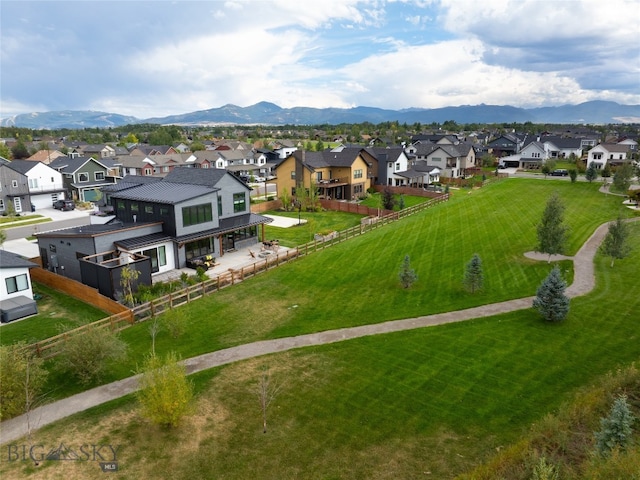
[0,250,39,323]
[35,168,272,298]
[49,156,120,202]
[274,148,377,200]
[3,160,66,210]
[0,157,32,214]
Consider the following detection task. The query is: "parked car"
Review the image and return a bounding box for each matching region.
[53,199,76,210]
[550,169,568,176]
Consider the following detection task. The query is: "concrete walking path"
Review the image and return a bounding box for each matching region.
[1,218,637,445]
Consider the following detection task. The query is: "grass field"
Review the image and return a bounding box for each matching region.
[2,222,638,479]
[0,283,108,345]
[34,179,636,399]
[1,178,638,479]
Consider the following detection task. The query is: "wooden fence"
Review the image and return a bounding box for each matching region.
[22,193,448,359]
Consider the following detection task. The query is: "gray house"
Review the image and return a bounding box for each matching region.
[0,157,33,214]
[35,167,272,298]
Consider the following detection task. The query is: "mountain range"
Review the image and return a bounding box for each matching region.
[2,101,639,130]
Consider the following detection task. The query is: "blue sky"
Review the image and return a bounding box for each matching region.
[1,0,639,119]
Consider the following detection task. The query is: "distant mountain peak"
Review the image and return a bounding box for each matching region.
[1,101,638,129]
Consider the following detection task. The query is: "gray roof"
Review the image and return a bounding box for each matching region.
[109,181,216,204]
[101,175,163,193]
[114,232,174,250]
[175,213,272,244]
[0,249,39,269]
[2,159,38,174]
[163,166,228,186]
[49,156,108,173]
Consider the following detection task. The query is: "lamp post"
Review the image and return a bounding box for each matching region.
[296,200,302,225]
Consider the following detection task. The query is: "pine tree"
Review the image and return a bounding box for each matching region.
[536,192,568,262]
[600,217,631,267]
[532,266,570,322]
[585,163,598,182]
[463,253,484,293]
[594,394,635,456]
[398,255,417,289]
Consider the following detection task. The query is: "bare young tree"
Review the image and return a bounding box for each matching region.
[256,367,282,434]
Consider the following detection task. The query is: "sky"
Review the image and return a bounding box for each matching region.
[1,0,639,119]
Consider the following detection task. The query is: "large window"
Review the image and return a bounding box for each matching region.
[78,172,89,182]
[354,169,363,179]
[186,238,213,260]
[182,203,213,227]
[95,171,105,181]
[233,193,246,213]
[6,274,29,294]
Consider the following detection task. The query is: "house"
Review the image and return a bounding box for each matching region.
[80,144,116,158]
[128,145,179,156]
[26,149,67,164]
[368,147,439,187]
[487,133,527,157]
[3,160,66,210]
[49,156,119,202]
[36,168,272,298]
[411,143,477,178]
[586,144,630,169]
[0,157,32,214]
[274,148,377,200]
[0,250,39,323]
[516,141,547,170]
[538,136,583,159]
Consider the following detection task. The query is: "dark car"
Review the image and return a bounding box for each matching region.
[53,199,75,211]
[550,169,569,176]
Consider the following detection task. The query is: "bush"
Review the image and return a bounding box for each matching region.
[58,325,127,384]
[136,351,194,428]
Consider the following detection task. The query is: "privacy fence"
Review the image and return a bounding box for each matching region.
[22,193,448,359]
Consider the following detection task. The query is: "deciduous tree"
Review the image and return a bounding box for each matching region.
[612,161,634,192]
[536,192,568,262]
[136,351,194,428]
[0,343,47,420]
[600,217,631,267]
[532,266,570,322]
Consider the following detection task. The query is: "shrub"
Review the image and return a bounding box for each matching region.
[136,351,194,428]
[58,325,127,384]
[594,394,635,456]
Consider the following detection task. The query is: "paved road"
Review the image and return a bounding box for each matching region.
[3,217,637,444]
[2,208,92,241]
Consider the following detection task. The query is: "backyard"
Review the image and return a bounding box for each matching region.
[1,178,638,479]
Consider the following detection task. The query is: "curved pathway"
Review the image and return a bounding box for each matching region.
[1,218,638,445]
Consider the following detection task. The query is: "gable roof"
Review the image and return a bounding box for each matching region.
[49,156,109,173]
[1,159,39,174]
[108,181,216,204]
[162,166,228,186]
[0,250,38,269]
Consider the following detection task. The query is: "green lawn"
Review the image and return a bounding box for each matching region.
[4,220,638,480]
[263,209,366,247]
[36,179,636,400]
[0,283,108,345]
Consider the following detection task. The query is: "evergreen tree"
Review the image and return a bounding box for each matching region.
[398,255,417,289]
[536,192,568,262]
[463,253,484,293]
[585,163,598,182]
[594,394,635,456]
[600,217,631,267]
[532,266,570,322]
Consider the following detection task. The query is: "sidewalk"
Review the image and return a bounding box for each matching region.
[1,218,638,445]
